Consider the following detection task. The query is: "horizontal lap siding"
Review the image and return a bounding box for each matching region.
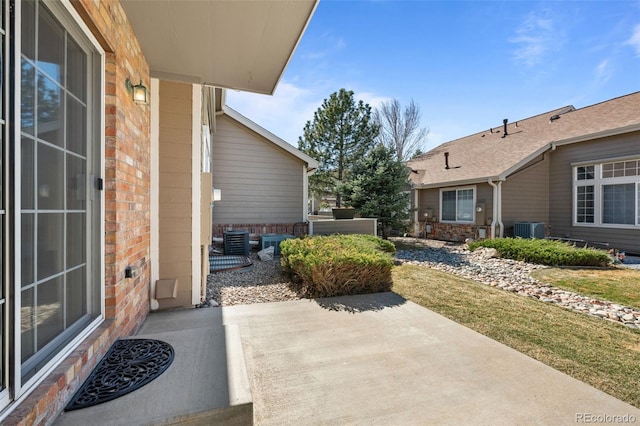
[549,132,640,254]
[213,115,304,224]
[158,81,194,308]
[502,155,549,225]
[418,184,494,225]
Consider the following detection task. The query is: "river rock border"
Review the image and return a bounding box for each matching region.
[395,243,640,329]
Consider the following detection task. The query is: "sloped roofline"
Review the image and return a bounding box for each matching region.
[409,91,640,189]
[498,122,640,181]
[222,106,319,171]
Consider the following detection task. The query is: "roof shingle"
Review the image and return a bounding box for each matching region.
[407,91,640,188]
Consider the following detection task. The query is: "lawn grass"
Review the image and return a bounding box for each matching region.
[392,264,640,408]
[532,268,640,308]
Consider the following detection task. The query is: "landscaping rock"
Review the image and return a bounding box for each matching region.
[392,237,640,328]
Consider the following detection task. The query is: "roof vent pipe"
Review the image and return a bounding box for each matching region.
[444,152,450,170]
[502,119,508,138]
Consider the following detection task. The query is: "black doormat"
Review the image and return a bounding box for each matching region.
[65,338,174,411]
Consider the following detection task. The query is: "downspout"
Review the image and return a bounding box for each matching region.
[497,180,504,237]
[414,187,419,236]
[488,179,505,238]
[488,179,498,239]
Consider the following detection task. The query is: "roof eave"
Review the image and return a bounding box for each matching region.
[412,176,502,190]
[120,0,319,95]
[551,123,640,148]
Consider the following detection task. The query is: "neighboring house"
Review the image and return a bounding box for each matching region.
[407,92,640,254]
[1,0,317,423]
[211,106,319,238]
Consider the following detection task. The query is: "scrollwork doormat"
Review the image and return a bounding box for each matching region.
[65,338,175,411]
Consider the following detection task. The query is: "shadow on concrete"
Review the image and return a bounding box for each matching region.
[313,292,406,313]
[54,306,252,425]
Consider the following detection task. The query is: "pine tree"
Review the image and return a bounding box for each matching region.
[341,144,412,238]
[298,89,379,207]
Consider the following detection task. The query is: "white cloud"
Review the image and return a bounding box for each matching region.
[510,12,559,67]
[626,24,640,57]
[225,81,324,146]
[594,59,612,85]
[354,91,393,110]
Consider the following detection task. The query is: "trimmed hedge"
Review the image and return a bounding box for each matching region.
[280,234,395,297]
[468,238,611,267]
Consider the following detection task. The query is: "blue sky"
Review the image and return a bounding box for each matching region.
[227,0,640,153]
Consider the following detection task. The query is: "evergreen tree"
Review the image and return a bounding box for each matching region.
[341,144,412,238]
[298,89,379,207]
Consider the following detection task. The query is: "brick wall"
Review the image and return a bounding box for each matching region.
[87,0,151,333]
[213,223,309,241]
[6,1,151,424]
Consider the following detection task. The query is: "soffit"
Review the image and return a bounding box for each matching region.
[120,0,317,95]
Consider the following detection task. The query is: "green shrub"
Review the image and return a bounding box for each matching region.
[468,238,611,267]
[280,234,395,297]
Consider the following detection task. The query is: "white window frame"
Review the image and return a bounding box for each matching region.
[439,186,476,224]
[1,0,105,419]
[572,157,640,229]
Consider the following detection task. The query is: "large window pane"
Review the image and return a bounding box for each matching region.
[67,154,86,210]
[36,276,64,350]
[66,213,86,268]
[37,6,64,83]
[67,267,87,325]
[457,189,474,222]
[21,137,35,209]
[37,72,63,146]
[602,184,634,225]
[21,60,35,134]
[67,38,86,101]
[21,0,36,60]
[67,95,86,156]
[37,143,64,210]
[21,213,35,286]
[37,213,64,280]
[21,287,35,362]
[441,190,455,221]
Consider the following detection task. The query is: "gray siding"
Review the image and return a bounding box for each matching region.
[212,115,304,224]
[549,131,640,254]
[501,154,550,225]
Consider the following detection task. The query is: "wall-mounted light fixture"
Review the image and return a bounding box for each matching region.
[125,78,148,105]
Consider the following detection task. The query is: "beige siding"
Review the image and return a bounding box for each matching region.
[309,218,377,236]
[212,115,304,224]
[158,81,193,308]
[549,132,640,254]
[501,154,550,225]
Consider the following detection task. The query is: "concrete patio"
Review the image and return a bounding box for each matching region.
[55,292,640,425]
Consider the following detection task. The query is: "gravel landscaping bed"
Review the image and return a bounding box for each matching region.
[206,254,300,307]
[206,238,640,329]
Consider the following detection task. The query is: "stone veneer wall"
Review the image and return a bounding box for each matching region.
[428,223,491,242]
[7,1,151,424]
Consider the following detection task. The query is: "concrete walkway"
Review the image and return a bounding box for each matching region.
[224,292,640,425]
[54,292,640,425]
